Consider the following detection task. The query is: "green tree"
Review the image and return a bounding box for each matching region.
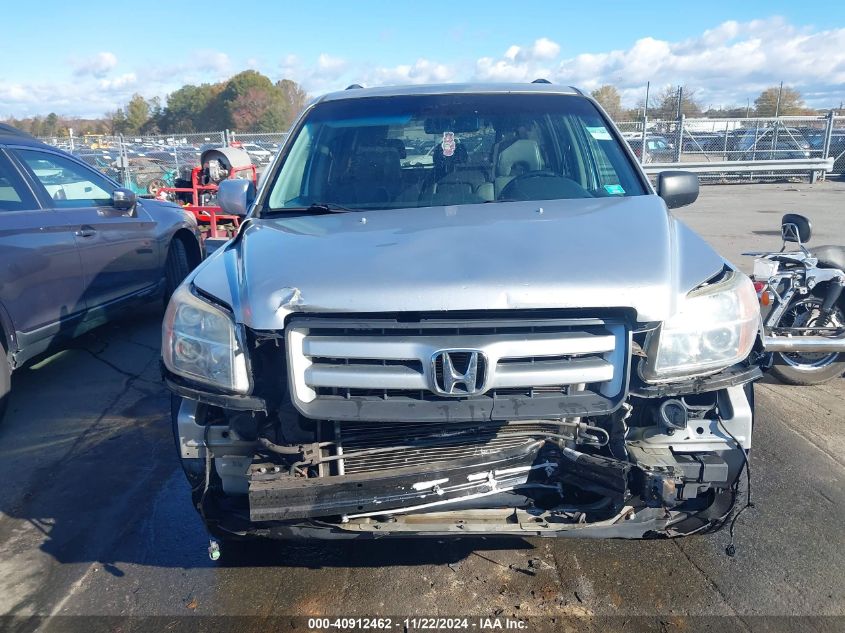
[159,83,226,132]
[218,70,288,131]
[106,108,127,134]
[124,94,151,135]
[754,86,807,116]
[43,113,59,137]
[590,85,623,121]
[277,79,309,124]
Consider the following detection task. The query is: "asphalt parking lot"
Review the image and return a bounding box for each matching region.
[0,180,843,631]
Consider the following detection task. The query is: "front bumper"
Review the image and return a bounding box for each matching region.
[173,381,753,540]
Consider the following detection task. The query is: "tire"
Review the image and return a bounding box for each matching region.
[769,296,845,385]
[0,347,10,420]
[770,355,845,385]
[164,238,191,303]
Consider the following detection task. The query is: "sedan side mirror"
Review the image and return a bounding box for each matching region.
[112,188,137,211]
[656,171,699,209]
[218,179,256,217]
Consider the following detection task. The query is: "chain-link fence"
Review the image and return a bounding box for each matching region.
[37,115,843,195]
[616,113,844,181]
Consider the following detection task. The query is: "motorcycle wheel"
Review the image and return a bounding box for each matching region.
[770,296,845,385]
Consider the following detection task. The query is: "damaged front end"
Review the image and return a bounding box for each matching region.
[168,310,760,540]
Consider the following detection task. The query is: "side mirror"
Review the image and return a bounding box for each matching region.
[218,178,255,217]
[112,188,136,211]
[656,171,699,209]
[781,213,812,244]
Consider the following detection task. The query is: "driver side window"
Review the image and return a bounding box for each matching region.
[14,149,114,208]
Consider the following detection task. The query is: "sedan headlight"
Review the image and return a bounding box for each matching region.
[641,271,759,382]
[162,285,250,393]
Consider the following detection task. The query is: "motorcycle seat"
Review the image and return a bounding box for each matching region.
[812,245,845,271]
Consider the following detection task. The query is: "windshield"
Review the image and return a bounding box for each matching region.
[265,93,646,212]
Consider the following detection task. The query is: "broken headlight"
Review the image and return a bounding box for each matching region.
[162,285,250,393]
[641,271,759,382]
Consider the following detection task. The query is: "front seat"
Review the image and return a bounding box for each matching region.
[812,245,845,271]
[494,139,544,196]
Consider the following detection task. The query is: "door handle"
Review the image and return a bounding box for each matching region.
[75,226,96,238]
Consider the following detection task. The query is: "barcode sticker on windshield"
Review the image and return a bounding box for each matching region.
[587,126,612,141]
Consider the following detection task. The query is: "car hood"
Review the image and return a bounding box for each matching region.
[191,195,726,329]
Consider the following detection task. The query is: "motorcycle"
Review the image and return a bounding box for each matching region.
[745,214,845,385]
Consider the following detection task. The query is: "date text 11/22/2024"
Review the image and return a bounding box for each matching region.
[307,617,528,630]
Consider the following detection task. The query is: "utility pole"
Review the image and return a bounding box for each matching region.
[640,82,650,165]
[774,81,783,118]
[745,99,750,118]
[676,86,683,119]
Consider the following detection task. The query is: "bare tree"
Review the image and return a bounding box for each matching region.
[590,85,623,120]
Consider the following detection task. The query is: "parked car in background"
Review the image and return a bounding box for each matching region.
[239,143,274,163]
[727,126,811,161]
[800,127,845,172]
[626,135,674,163]
[0,124,203,417]
[681,132,722,153]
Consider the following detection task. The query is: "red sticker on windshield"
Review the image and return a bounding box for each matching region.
[441,131,456,157]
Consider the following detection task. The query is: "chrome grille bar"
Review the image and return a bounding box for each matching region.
[288,322,624,404]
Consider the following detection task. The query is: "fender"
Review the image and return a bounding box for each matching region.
[0,300,18,363]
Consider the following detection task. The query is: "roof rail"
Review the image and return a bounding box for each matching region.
[568,86,584,95]
[345,84,364,90]
[531,78,552,84]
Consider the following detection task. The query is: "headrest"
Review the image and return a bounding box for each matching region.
[497,139,543,176]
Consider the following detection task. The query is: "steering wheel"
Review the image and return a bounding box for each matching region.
[499,170,588,201]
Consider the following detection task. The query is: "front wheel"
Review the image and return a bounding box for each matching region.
[0,346,10,420]
[769,296,845,385]
[164,238,191,303]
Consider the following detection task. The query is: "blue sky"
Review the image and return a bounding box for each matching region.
[2,0,844,117]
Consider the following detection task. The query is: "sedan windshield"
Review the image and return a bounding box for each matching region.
[265,93,646,212]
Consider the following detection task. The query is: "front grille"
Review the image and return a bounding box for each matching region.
[286,315,629,422]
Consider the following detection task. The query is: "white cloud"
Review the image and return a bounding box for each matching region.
[72,52,118,78]
[317,53,347,75]
[366,58,456,85]
[4,18,845,118]
[192,50,231,74]
[504,37,561,63]
[97,73,137,91]
[470,19,845,109]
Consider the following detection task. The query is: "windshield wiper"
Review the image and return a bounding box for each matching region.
[264,202,355,216]
[303,202,355,213]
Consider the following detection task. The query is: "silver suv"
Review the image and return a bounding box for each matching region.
[163,83,762,545]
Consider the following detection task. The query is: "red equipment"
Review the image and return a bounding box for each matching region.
[157,147,257,243]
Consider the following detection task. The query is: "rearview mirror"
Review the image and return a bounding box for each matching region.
[217,178,255,217]
[781,213,812,244]
[112,188,136,211]
[656,171,699,209]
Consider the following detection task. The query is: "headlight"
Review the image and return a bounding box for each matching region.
[641,271,759,382]
[162,285,250,393]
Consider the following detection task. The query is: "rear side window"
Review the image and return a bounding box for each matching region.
[0,152,36,211]
[14,149,114,207]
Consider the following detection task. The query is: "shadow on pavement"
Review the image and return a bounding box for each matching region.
[0,303,538,588]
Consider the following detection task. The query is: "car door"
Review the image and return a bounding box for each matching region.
[12,148,159,308]
[0,148,87,342]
